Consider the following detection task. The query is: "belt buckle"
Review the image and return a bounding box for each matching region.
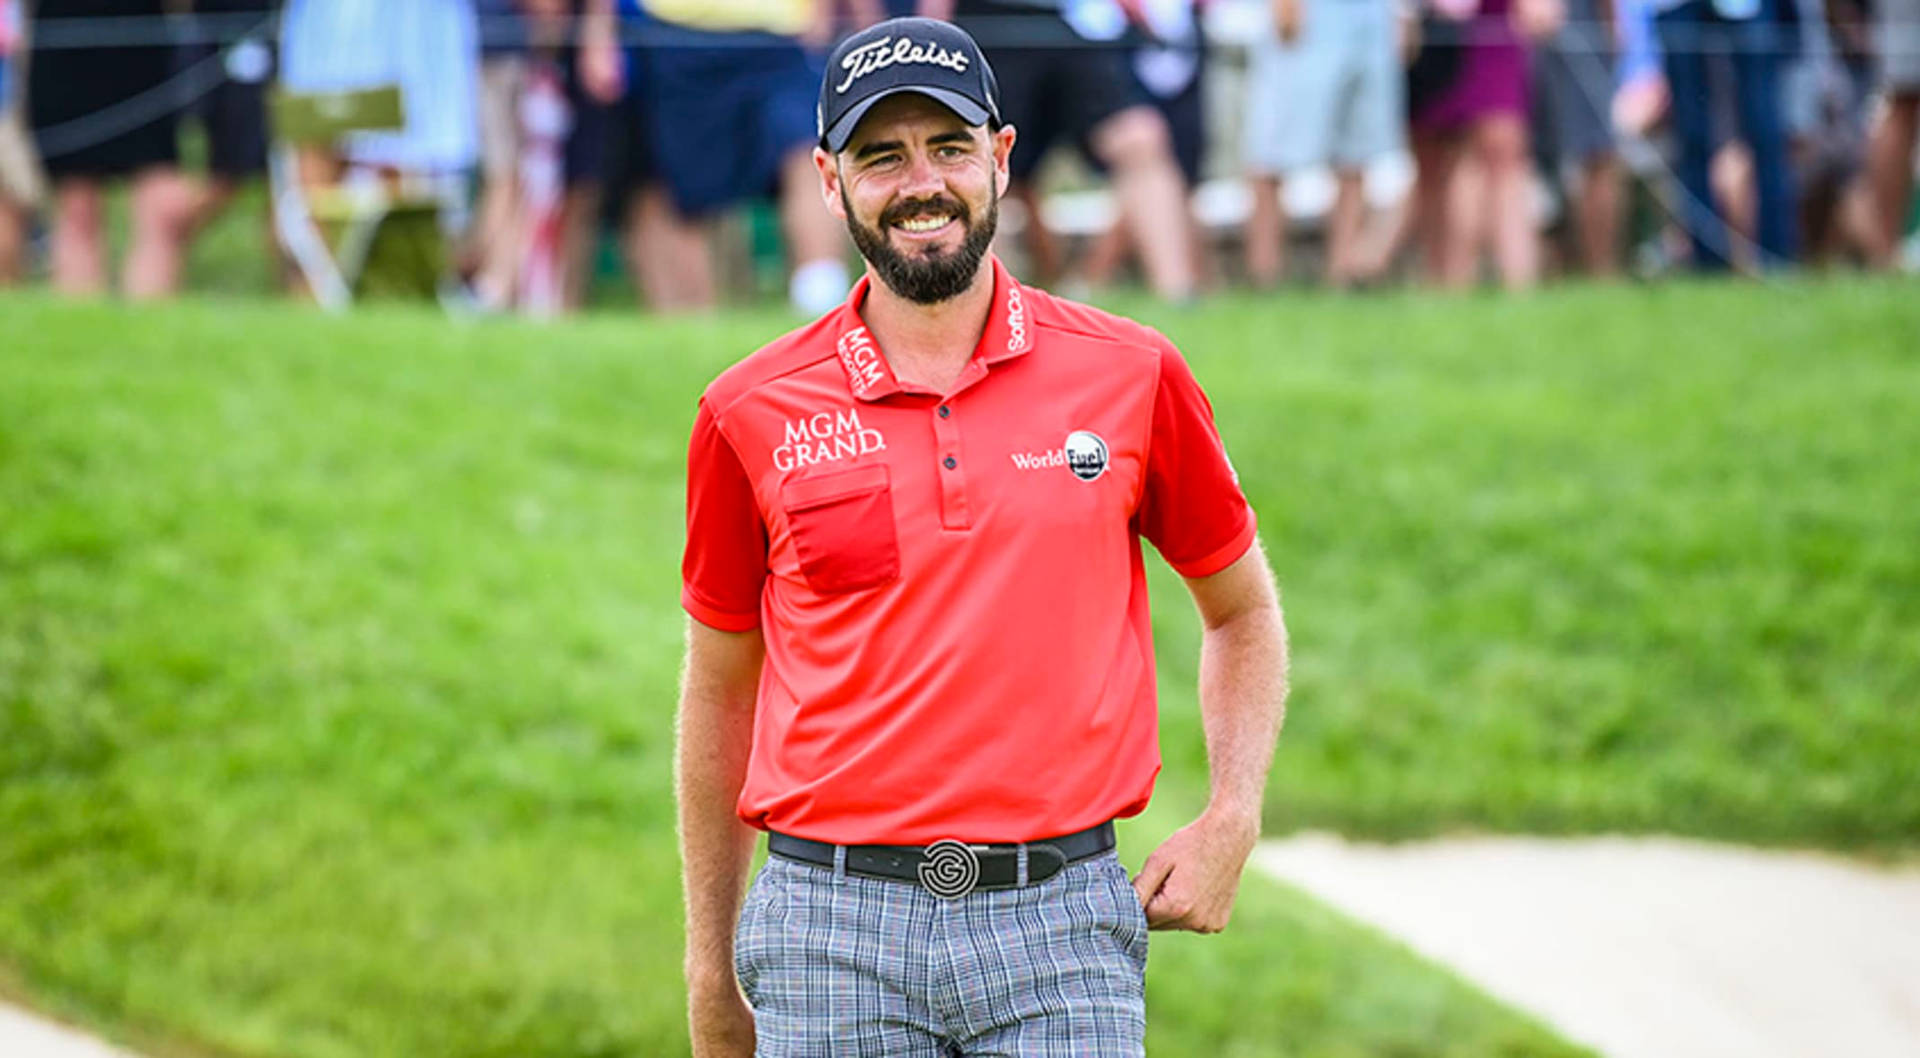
[917,839,982,900]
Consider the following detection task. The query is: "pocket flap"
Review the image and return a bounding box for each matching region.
[780,463,891,513]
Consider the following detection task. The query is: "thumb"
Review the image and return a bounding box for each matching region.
[1131,851,1175,908]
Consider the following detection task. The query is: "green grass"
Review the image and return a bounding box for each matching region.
[2,277,1914,1056]
[1130,281,1920,849]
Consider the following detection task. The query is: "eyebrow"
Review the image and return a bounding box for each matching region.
[850,130,978,162]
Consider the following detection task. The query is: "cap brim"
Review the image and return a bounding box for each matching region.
[821,87,992,153]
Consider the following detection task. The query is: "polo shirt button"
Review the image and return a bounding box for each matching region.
[938,405,951,419]
[943,456,957,470]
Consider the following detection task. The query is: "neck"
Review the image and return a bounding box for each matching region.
[859,259,995,394]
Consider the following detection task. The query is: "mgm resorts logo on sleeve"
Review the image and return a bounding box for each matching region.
[1008,430,1109,482]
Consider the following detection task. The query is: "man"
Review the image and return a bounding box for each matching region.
[1532,0,1624,276]
[0,0,38,285]
[928,0,1200,300]
[1866,0,1920,267]
[617,0,851,313]
[677,17,1287,1057]
[1651,0,1798,270]
[1243,0,1406,287]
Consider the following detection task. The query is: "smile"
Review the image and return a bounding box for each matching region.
[893,214,956,235]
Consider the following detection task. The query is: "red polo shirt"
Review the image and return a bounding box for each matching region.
[683,257,1256,845]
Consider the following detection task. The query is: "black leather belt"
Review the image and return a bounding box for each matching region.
[767,821,1117,900]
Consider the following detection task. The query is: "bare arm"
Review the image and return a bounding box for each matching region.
[1131,541,1289,933]
[678,618,767,1056]
[577,0,626,103]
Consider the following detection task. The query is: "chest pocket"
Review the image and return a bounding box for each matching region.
[780,463,900,595]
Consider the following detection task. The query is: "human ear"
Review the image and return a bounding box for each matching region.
[816,147,847,221]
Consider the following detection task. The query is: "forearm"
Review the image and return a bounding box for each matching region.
[676,631,764,983]
[1196,592,1288,826]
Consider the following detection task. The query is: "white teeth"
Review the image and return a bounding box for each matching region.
[896,216,952,233]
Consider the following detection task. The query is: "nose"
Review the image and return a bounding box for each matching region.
[898,149,945,197]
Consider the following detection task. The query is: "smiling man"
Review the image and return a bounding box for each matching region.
[675,18,1288,1057]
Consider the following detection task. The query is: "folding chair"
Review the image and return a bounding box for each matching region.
[268,85,457,308]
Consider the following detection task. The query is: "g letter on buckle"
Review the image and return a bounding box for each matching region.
[918,840,981,900]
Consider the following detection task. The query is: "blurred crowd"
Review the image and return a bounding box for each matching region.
[0,0,1914,311]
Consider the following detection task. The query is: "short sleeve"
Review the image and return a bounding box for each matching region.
[682,398,768,630]
[1136,343,1257,578]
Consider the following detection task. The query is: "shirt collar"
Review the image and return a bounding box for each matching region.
[831,255,1035,402]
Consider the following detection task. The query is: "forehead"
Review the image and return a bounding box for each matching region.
[843,93,983,152]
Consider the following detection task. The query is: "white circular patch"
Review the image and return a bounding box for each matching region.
[1064,430,1109,482]
[225,39,273,85]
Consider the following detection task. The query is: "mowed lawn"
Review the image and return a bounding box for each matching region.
[1,278,1913,1057]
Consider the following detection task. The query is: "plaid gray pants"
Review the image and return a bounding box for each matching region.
[734,850,1149,1057]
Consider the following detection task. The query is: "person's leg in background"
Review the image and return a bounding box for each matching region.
[1325,167,1370,285]
[49,177,107,295]
[1866,93,1920,265]
[779,144,849,315]
[1865,0,1920,266]
[1087,105,1196,300]
[1411,130,1460,284]
[1441,143,1488,287]
[0,69,34,286]
[1474,112,1538,289]
[123,164,200,299]
[473,52,529,308]
[1332,0,1409,286]
[1730,0,1797,269]
[1241,2,1329,289]
[1244,170,1288,286]
[1656,0,1729,270]
[1549,0,1623,277]
[559,49,615,312]
[624,182,716,310]
[1572,149,1624,275]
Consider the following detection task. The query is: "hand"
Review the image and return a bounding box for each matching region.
[1273,0,1304,43]
[687,964,755,1058]
[1514,0,1565,40]
[1397,8,1422,61]
[1130,808,1260,934]
[579,37,625,104]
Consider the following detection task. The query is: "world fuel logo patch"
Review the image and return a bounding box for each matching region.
[1063,431,1109,482]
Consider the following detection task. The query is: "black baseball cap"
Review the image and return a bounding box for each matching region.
[817,18,1001,154]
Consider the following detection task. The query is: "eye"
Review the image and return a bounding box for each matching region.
[936,145,967,160]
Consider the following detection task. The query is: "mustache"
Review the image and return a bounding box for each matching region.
[880,196,970,229]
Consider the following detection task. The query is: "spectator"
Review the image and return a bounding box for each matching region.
[472,0,623,313]
[617,0,850,314]
[1533,0,1624,275]
[1081,0,1212,291]
[0,0,38,285]
[1244,0,1407,288]
[177,1,279,275]
[941,0,1201,300]
[28,0,200,298]
[1866,0,1920,265]
[1651,0,1797,271]
[1408,0,1563,291]
[1785,0,1877,265]
[472,0,537,306]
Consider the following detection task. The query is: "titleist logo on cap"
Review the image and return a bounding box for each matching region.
[835,36,971,94]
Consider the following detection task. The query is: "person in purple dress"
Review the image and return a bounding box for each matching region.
[1408,0,1564,289]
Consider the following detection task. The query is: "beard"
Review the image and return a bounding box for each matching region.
[842,186,998,305]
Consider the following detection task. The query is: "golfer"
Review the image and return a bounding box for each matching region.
[677,17,1288,1056]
